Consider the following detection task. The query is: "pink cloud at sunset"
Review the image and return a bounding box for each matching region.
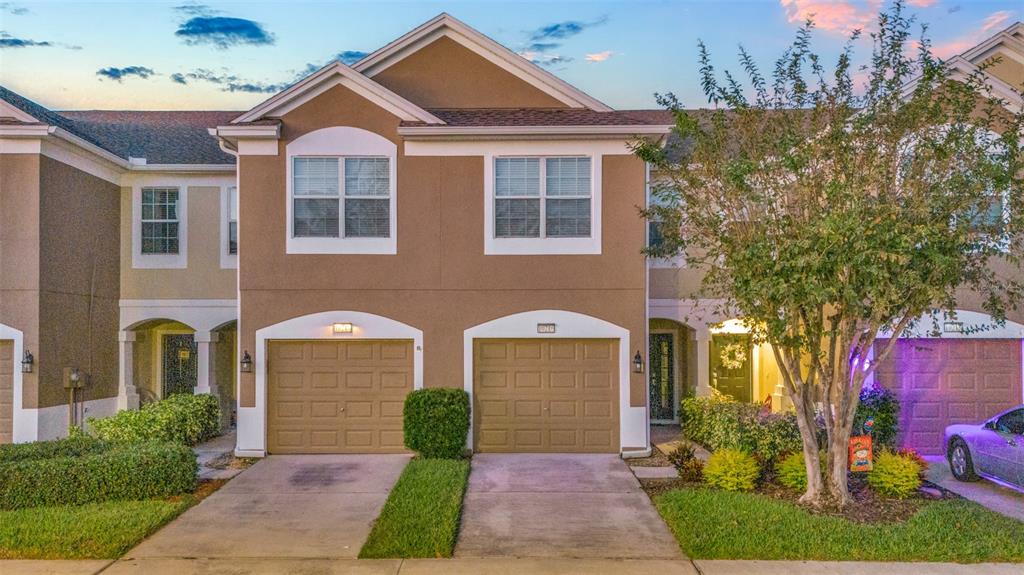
[779,0,883,34]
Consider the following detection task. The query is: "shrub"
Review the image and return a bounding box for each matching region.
[667,444,704,482]
[89,393,220,446]
[679,395,802,467]
[867,451,923,499]
[0,434,109,462]
[854,385,900,450]
[704,449,760,492]
[777,451,827,491]
[896,447,930,481]
[0,441,197,509]
[404,388,469,459]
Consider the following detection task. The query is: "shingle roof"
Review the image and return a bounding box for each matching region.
[400,108,675,127]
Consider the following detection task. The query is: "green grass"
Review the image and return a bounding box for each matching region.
[359,458,470,559]
[655,488,1024,563]
[0,497,195,559]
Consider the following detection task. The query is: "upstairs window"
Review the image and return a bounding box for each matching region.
[141,187,179,254]
[292,157,390,239]
[494,157,591,239]
[227,186,238,255]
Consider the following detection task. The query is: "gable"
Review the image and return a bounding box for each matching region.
[371,36,567,109]
[984,54,1024,90]
[279,83,403,143]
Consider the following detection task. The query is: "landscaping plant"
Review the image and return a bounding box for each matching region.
[634,0,1024,506]
[703,449,759,492]
[896,447,930,481]
[667,444,705,482]
[853,385,900,450]
[679,395,802,467]
[403,388,470,459]
[777,451,826,491]
[89,393,220,446]
[866,451,924,499]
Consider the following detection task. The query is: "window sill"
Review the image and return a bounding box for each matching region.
[132,253,187,269]
[286,236,397,255]
[484,236,600,256]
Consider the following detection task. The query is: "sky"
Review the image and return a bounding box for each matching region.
[0,0,1019,112]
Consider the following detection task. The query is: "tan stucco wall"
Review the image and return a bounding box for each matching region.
[371,36,568,109]
[984,54,1024,90]
[119,185,237,300]
[237,83,647,409]
[0,154,41,409]
[37,156,120,408]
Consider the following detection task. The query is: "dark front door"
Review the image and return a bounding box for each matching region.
[162,334,197,397]
[649,332,677,421]
[710,334,752,403]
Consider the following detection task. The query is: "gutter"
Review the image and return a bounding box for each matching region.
[397,124,673,139]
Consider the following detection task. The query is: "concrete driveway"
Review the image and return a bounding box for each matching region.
[455,453,682,559]
[125,454,410,559]
[924,456,1024,522]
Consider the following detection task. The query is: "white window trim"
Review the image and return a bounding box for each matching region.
[285,127,397,255]
[132,184,187,269]
[220,186,238,269]
[485,153,602,255]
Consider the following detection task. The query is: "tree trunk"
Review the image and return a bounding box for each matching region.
[826,424,853,506]
[790,391,824,505]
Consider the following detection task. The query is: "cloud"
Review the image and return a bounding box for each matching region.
[518,51,573,67]
[529,15,608,42]
[0,3,28,15]
[336,50,368,65]
[170,67,292,93]
[585,50,614,63]
[779,0,882,34]
[516,16,607,68]
[947,5,961,14]
[905,0,937,7]
[96,66,157,82]
[175,16,275,48]
[931,10,1013,58]
[0,31,80,49]
[173,3,217,17]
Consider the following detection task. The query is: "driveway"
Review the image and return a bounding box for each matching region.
[924,455,1024,522]
[125,454,410,559]
[455,453,683,559]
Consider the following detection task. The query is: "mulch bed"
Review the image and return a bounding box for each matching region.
[627,444,674,467]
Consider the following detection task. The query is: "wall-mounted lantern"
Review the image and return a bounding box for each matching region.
[332,322,354,334]
[21,350,33,373]
[240,350,253,373]
[633,350,644,374]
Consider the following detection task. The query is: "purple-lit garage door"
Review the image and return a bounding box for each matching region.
[873,339,1022,455]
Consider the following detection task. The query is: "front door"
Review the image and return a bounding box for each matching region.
[162,334,197,397]
[710,334,752,403]
[649,332,677,422]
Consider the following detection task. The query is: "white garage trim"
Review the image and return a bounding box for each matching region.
[237,310,424,457]
[0,323,34,443]
[462,310,647,454]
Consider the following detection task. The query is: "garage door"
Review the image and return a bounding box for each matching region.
[0,341,11,444]
[874,338,1023,455]
[473,338,619,453]
[267,340,412,454]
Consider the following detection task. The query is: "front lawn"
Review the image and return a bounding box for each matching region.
[655,487,1024,563]
[359,458,470,559]
[0,496,195,559]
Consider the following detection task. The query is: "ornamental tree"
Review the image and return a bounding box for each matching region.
[634,2,1024,507]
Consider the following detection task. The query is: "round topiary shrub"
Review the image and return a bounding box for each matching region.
[403,388,470,459]
[776,451,826,491]
[704,448,759,492]
[866,451,923,499]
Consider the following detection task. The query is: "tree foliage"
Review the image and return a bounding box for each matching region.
[633,1,1024,506]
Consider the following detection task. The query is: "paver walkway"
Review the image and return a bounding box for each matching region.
[924,455,1024,522]
[125,454,410,559]
[455,453,682,559]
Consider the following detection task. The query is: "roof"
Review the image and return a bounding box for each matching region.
[400,108,674,127]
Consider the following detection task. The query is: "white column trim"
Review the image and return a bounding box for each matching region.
[117,330,139,410]
[237,310,424,457]
[462,309,645,454]
[1,323,35,443]
[194,330,214,395]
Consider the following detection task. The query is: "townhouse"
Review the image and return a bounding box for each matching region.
[1,14,1021,456]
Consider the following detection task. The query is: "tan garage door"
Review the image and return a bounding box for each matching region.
[474,338,619,453]
[874,338,1023,455]
[0,341,12,444]
[267,340,413,454]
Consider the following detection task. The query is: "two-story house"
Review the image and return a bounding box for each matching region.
[1,14,1021,457]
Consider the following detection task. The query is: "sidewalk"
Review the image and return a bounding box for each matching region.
[7,558,1022,574]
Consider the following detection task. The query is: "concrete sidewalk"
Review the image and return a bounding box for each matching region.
[8,558,1022,574]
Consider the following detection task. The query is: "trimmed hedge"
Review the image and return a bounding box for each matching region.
[679,395,802,467]
[404,388,470,459]
[89,393,220,446]
[0,434,110,463]
[0,439,197,510]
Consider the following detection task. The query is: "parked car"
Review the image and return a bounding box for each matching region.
[945,406,1023,490]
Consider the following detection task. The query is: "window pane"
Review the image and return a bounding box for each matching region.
[345,158,389,196]
[228,186,238,220]
[228,221,238,255]
[294,198,339,237]
[968,194,1004,232]
[546,198,591,237]
[344,198,390,238]
[649,221,665,249]
[495,158,540,197]
[294,158,339,196]
[495,198,540,238]
[141,188,178,220]
[141,222,179,254]
[546,157,591,197]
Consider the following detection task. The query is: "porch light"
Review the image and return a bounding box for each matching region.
[332,322,354,334]
[633,351,644,374]
[240,351,253,373]
[21,350,33,373]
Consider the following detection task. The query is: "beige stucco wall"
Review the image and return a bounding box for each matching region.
[985,53,1024,90]
[119,184,237,300]
[237,83,648,411]
[371,36,568,109]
